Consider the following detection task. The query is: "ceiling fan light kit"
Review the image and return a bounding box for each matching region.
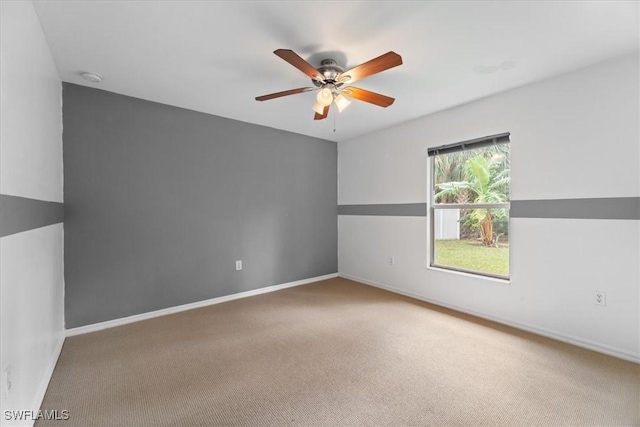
[316,87,334,106]
[334,94,351,113]
[256,49,403,121]
[312,101,325,115]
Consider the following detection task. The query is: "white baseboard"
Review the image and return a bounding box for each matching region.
[66,273,338,337]
[28,332,65,426]
[339,273,640,364]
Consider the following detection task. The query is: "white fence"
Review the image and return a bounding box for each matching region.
[434,209,460,240]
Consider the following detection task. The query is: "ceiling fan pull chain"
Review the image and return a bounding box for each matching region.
[333,110,336,133]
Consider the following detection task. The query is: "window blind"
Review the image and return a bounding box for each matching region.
[427,132,510,157]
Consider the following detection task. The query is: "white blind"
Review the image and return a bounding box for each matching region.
[427,132,510,157]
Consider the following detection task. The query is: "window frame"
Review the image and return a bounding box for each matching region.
[427,136,511,281]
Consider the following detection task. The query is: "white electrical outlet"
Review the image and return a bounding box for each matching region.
[4,366,11,398]
[235,260,242,271]
[388,256,395,266]
[594,291,606,306]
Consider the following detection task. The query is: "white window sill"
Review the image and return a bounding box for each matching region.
[426,265,511,285]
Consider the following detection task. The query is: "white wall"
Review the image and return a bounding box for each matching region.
[338,53,640,361]
[0,1,64,425]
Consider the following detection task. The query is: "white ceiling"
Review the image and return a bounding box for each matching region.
[33,1,639,142]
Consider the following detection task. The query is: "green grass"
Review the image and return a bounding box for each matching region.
[434,239,509,276]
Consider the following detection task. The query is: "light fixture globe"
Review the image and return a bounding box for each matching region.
[312,102,325,115]
[334,94,351,112]
[316,87,333,107]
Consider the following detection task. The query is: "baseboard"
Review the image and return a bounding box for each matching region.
[339,273,640,364]
[66,273,339,337]
[28,332,65,425]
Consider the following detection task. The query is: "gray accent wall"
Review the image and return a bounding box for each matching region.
[63,83,337,328]
[0,194,64,237]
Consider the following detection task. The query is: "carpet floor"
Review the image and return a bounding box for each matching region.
[38,278,639,426]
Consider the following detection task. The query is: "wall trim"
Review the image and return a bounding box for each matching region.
[66,273,338,337]
[337,197,640,220]
[339,273,640,364]
[0,194,64,237]
[338,203,427,216]
[510,197,639,220]
[30,333,65,425]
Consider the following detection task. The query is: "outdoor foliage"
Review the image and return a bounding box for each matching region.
[434,146,510,246]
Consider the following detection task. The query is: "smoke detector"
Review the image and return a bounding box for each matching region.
[81,72,102,83]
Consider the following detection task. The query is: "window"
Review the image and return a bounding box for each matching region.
[428,133,510,279]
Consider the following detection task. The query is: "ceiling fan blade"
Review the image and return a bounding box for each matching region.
[342,86,395,107]
[274,49,325,82]
[337,52,402,85]
[314,105,329,120]
[255,87,315,101]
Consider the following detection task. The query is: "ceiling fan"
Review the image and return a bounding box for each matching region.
[255,49,403,120]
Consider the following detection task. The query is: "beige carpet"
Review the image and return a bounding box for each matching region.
[38,278,639,426]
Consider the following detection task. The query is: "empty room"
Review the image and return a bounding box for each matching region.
[1,1,639,426]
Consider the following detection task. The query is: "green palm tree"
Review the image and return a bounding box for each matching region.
[435,153,510,246]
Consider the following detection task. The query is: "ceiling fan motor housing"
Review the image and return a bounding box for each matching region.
[312,59,345,87]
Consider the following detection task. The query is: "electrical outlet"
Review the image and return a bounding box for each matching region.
[594,291,606,306]
[4,366,11,398]
[388,256,394,266]
[235,260,242,271]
